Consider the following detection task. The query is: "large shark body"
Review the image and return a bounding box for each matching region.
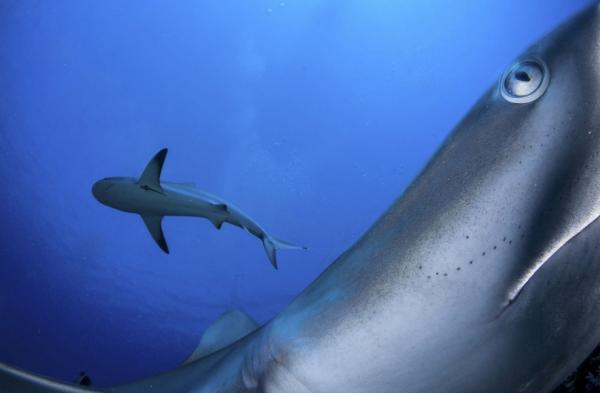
[3,4,600,393]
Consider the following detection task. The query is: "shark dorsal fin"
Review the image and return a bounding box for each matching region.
[183,309,258,365]
[141,215,169,254]
[138,148,168,193]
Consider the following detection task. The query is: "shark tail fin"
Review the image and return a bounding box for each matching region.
[262,236,307,270]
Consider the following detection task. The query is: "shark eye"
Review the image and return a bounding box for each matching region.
[500,58,550,104]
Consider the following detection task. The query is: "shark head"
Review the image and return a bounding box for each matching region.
[292,3,600,321]
[91,176,138,210]
[91,178,111,204]
[405,3,600,310]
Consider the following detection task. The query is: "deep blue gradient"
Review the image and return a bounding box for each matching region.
[0,0,595,387]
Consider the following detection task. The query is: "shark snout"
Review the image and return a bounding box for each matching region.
[92,180,112,204]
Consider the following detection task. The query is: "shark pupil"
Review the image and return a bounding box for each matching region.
[515,71,531,82]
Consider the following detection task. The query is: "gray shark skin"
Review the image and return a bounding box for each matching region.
[91,148,305,269]
[3,4,600,393]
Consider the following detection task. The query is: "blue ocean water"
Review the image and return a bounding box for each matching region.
[0,0,594,387]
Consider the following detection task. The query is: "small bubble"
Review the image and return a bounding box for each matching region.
[482,252,486,256]
[493,246,497,250]
[469,260,473,264]
[457,267,461,271]
[443,273,448,277]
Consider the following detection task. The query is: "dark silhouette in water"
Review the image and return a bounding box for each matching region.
[75,372,92,387]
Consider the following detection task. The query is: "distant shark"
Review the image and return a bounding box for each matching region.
[3,3,600,393]
[91,148,306,269]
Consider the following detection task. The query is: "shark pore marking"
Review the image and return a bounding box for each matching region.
[91,148,306,269]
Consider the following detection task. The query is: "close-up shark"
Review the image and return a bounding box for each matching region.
[91,148,306,269]
[3,3,600,393]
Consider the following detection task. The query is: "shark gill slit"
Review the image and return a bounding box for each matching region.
[498,210,600,317]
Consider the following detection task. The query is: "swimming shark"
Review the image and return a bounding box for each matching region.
[90,148,306,269]
[3,3,600,393]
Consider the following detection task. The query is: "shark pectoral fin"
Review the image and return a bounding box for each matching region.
[141,215,170,254]
[183,309,258,365]
[138,148,168,193]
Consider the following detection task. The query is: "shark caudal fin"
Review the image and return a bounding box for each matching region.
[262,236,307,269]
